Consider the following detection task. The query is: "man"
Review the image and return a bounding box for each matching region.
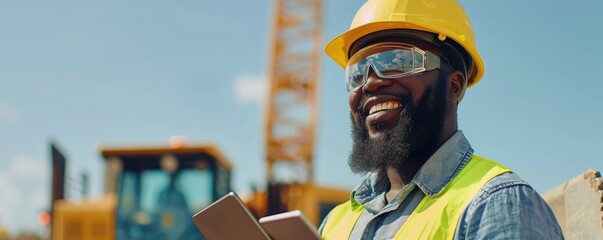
[319,0,563,239]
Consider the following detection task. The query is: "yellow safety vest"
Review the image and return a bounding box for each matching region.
[321,155,510,240]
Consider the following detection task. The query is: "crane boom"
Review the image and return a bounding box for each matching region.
[265,0,322,185]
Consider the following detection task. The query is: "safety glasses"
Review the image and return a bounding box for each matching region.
[345,42,450,92]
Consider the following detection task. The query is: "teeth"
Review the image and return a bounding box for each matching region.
[369,101,401,114]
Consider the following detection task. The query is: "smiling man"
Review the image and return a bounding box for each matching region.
[319,0,564,239]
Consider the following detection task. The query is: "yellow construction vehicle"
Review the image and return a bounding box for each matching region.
[0,226,9,240]
[51,142,233,240]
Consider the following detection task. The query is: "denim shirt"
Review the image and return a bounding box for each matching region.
[319,131,564,239]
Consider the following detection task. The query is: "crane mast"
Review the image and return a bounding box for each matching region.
[265,0,322,214]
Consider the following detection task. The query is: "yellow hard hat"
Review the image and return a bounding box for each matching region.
[326,0,484,87]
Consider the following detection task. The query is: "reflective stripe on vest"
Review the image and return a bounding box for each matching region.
[321,155,510,240]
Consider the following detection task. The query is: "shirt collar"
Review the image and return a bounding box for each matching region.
[350,169,389,209]
[413,131,473,197]
[349,130,473,209]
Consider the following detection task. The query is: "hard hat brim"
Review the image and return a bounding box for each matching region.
[325,21,485,88]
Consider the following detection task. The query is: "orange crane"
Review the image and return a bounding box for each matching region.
[248,0,349,225]
[265,0,321,182]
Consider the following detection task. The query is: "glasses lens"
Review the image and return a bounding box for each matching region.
[370,49,418,76]
[345,60,366,91]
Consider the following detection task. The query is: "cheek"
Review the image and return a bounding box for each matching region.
[405,86,425,107]
[348,91,362,120]
[410,72,441,105]
[348,91,361,112]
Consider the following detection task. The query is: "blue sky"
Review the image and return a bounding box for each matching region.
[1,0,602,234]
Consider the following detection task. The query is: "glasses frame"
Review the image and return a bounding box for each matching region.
[345,42,450,92]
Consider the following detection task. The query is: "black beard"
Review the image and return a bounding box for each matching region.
[348,75,449,174]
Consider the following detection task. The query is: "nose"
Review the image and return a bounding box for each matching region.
[361,65,392,93]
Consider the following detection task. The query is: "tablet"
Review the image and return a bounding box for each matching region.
[259,210,321,240]
[192,192,271,240]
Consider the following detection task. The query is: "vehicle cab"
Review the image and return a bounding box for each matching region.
[101,143,232,240]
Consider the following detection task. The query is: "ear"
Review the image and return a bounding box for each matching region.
[447,70,466,104]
